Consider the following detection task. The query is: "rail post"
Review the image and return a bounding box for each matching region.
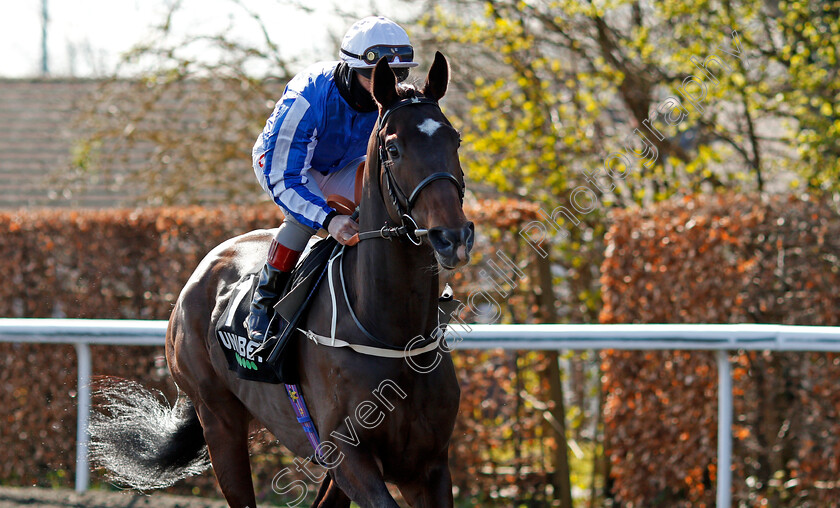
[74,342,91,493]
[716,349,732,508]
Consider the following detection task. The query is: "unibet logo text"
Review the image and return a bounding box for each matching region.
[218,331,264,363]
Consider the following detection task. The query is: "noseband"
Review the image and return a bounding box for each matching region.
[358,96,465,246]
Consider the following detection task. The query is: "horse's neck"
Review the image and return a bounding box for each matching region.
[346,202,440,345]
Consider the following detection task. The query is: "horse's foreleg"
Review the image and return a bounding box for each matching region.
[397,459,454,508]
[195,399,257,508]
[312,474,351,508]
[330,450,400,508]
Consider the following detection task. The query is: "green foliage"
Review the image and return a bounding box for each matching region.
[774,1,840,191]
[416,0,840,200]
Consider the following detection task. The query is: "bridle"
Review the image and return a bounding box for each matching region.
[357,96,465,246]
[302,96,466,356]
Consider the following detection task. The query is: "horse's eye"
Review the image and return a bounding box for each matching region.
[386,145,400,158]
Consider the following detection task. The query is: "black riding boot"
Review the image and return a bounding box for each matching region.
[246,237,302,344]
[245,263,291,343]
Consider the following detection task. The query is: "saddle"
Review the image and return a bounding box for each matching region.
[213,162,365,384]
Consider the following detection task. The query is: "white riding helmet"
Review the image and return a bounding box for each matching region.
[339,16,419,70]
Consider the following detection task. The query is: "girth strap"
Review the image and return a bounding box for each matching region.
[298,328,442,358]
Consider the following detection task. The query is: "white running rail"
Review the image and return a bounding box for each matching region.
[3,319,840,507]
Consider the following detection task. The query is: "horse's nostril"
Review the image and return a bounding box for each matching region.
[429,228,457,253]
[429,225,474,263]
[463,222,475,250]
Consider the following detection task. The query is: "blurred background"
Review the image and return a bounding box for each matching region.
[1,0,839,506]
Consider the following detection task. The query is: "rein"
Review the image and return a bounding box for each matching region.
[357,96,465,246]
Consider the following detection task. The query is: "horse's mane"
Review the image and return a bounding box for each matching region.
[396,83,424,99]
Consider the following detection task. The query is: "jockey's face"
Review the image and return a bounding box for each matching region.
[356,72,373,93]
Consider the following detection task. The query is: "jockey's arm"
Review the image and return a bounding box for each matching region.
[253,91,335,232]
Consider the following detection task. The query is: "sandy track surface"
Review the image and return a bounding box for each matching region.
[0,487,244,508]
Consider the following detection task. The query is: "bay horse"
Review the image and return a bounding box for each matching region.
[89,52,474,507]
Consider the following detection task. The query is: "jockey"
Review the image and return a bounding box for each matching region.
[247,16,418,344]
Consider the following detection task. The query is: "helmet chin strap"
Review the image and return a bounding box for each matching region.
[349,68,377,112]
[334,62,377,113]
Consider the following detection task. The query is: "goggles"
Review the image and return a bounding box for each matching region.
[341,45,414,66]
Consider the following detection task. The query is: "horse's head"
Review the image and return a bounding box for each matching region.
[369,52,474,269]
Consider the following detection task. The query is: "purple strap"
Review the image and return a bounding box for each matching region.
[285,383,323,459]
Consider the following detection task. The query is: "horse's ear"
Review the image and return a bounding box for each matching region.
[423,51,449,101]
[372,57,398,110]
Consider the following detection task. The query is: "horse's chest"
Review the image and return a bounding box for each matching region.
[373,372,459,456]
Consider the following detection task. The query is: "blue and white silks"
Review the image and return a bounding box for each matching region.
[253,61,377,230]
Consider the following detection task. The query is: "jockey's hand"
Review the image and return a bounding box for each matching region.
[328,215,360,246]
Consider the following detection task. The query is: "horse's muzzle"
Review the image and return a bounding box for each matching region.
[428,222,475,268]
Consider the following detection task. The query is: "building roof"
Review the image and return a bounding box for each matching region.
[0,77,296,209]
[0,79,134,209]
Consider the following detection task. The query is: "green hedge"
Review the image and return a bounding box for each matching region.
[600,193,840,507]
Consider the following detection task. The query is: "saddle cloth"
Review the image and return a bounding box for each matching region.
[214,236,339,384]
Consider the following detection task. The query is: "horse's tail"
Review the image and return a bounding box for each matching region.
[88,377,209,490]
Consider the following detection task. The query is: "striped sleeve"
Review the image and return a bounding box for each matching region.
[254,92,333,230]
